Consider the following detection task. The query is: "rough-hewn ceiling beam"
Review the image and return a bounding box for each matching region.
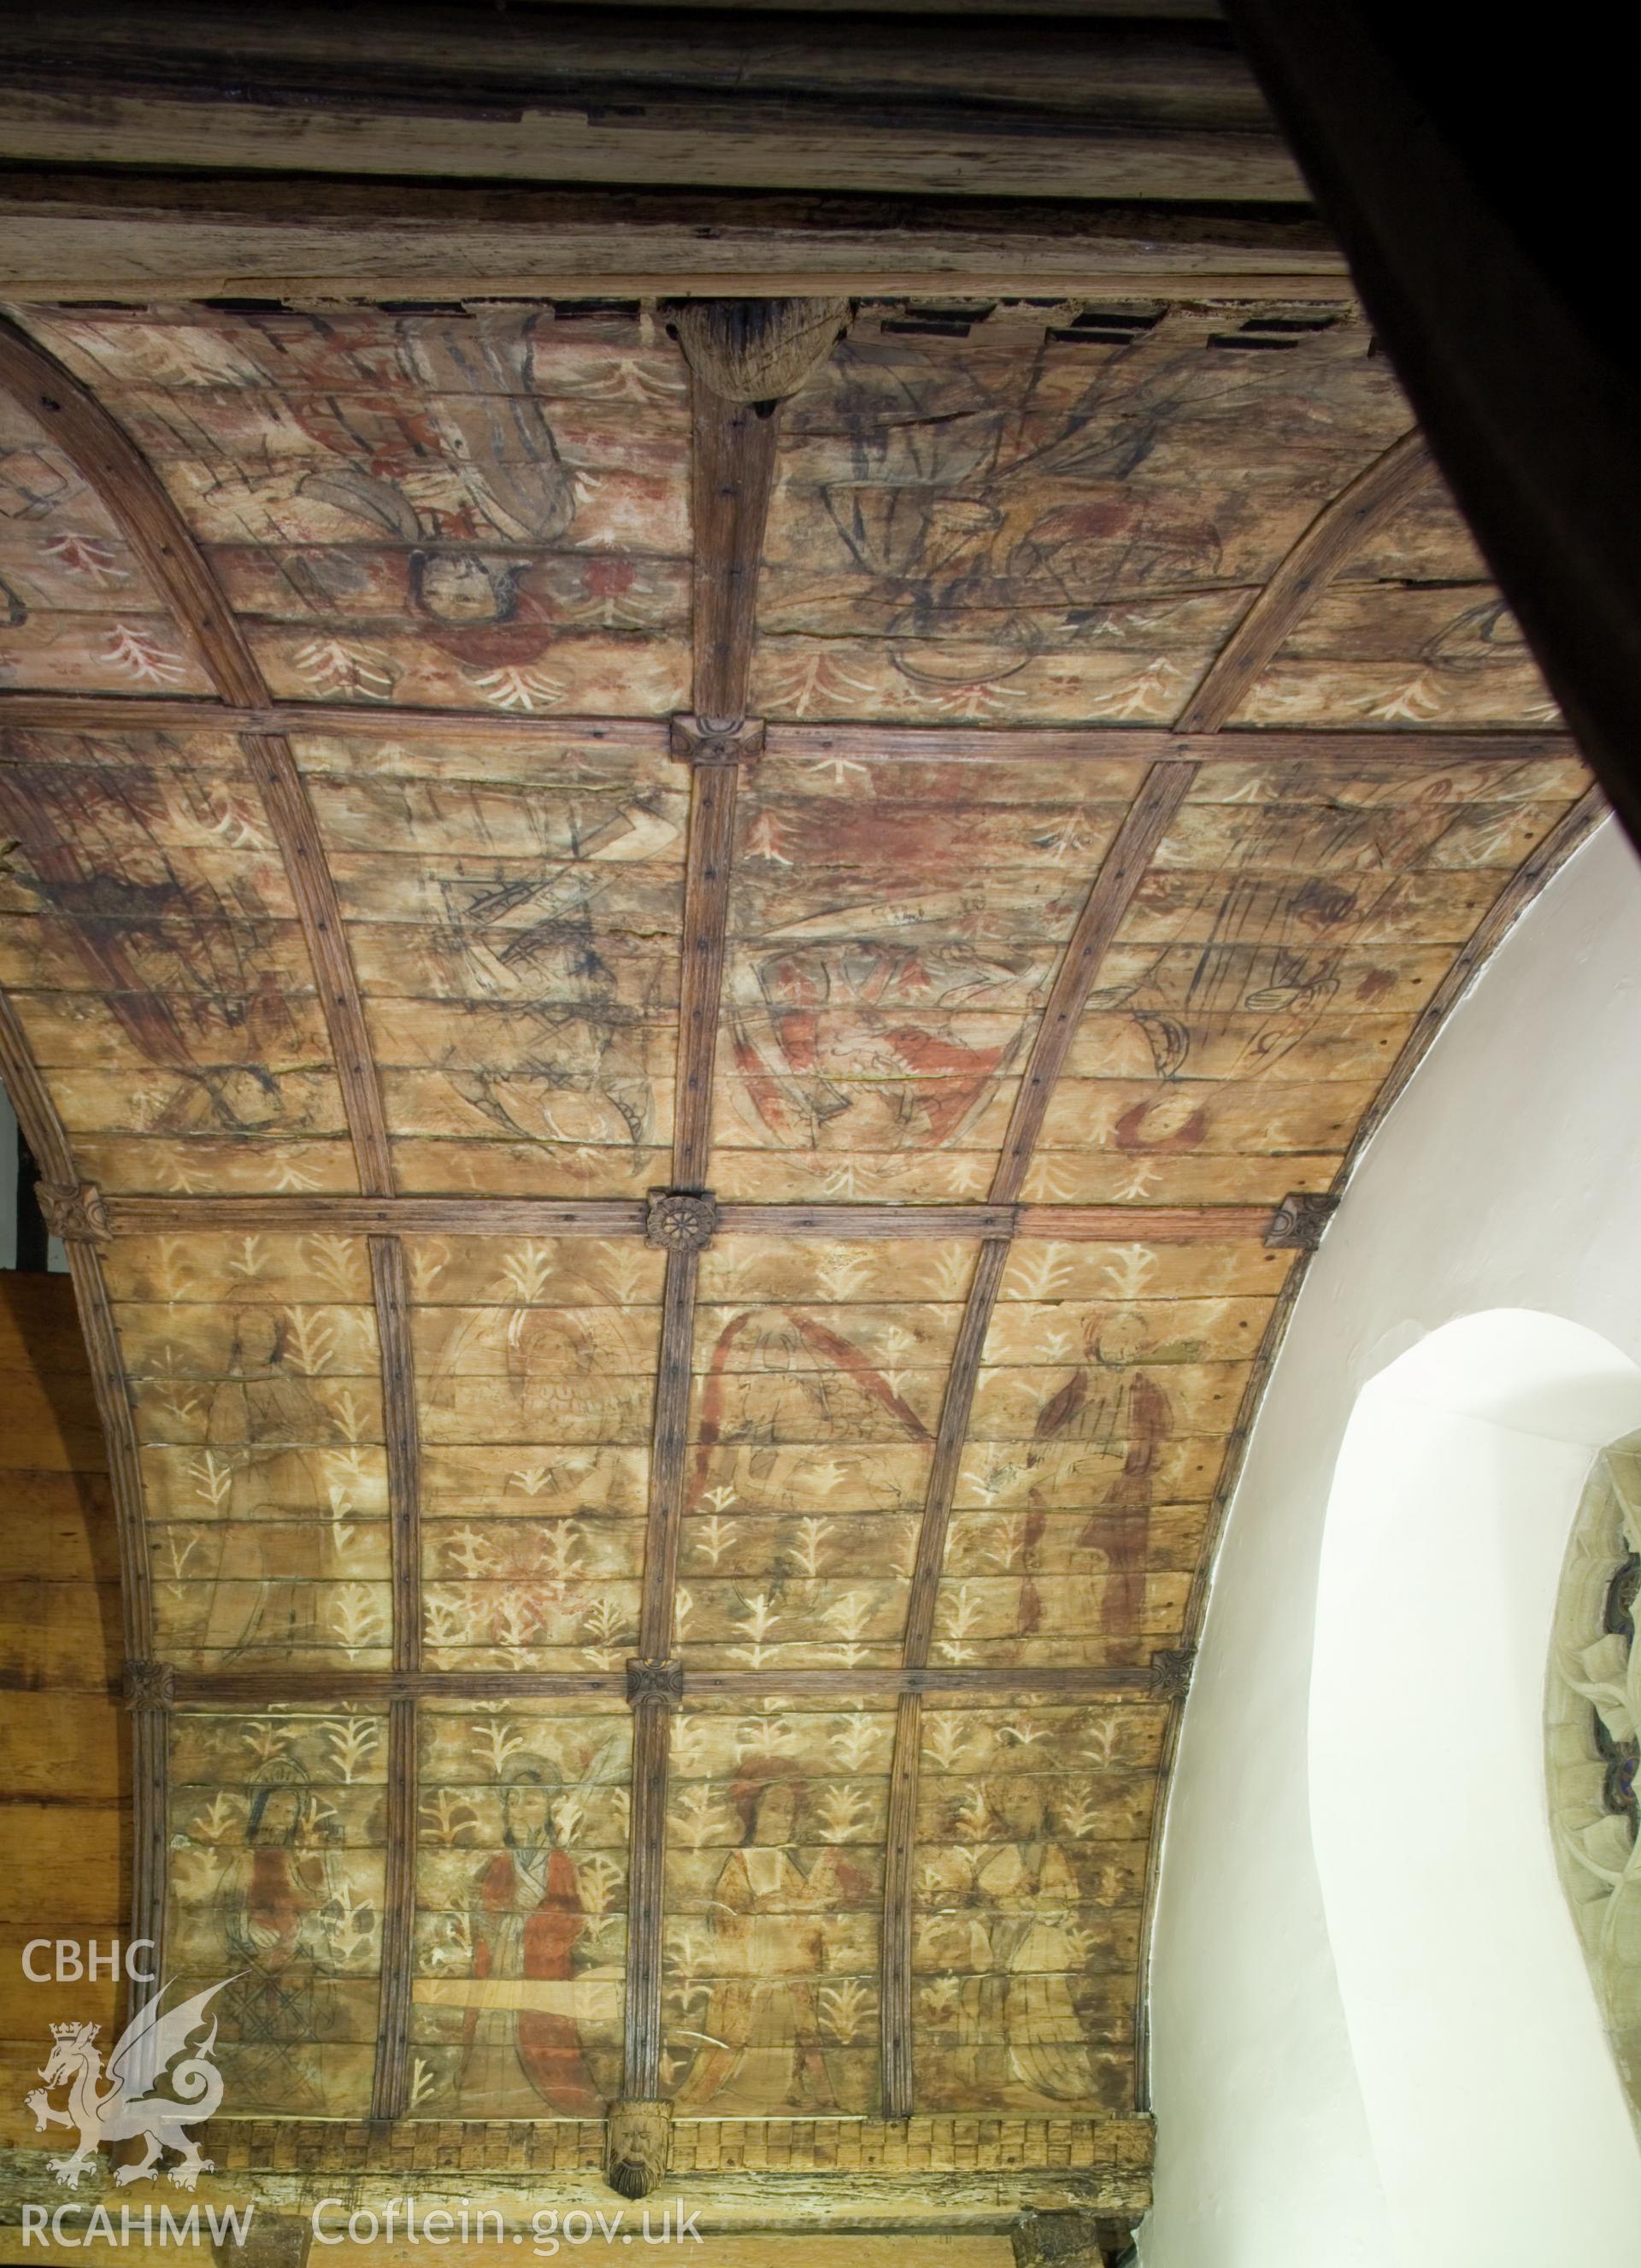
[0,175,1349,303]
[0,6,1299,204]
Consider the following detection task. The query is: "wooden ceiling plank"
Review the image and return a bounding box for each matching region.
[0,982,165,2030]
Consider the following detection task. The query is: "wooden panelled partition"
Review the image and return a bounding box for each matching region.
[0,1266,127,2143]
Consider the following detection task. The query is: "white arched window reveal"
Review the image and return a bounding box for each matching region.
[1308,1310,1641,2268]
[1548,1429,1641,2126]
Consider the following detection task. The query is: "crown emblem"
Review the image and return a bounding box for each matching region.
[50,2021,96,2041]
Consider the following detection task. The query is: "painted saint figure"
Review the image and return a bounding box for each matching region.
[213,1761,344,2110]
[972,1776,1103,2106]
[677,1778,845,2113]
[460,1761,601,2115]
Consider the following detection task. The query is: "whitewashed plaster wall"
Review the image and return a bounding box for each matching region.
[1141,817,1641,2268]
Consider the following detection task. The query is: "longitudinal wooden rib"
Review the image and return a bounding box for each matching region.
[103,1193,1284,1243]
[0,313,421,2125]
[169,1662,1175,1707]
[637,1247,702,1665]
[691,393,781,723]
[0,689,1578,770]
[240,735,392,1193]
[0,983,163,2007]
[370,1237,421,1676]
[369,1696,417,2122]
[673,761,741,1188]
[992,765,1200,1202]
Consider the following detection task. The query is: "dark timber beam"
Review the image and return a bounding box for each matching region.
[0,6,1302,203]
[0,984,164,2030]
[1224,0,1641,849]
[0,173,1350,303]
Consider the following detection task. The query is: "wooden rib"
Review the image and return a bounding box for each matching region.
[103,1193,1281,1243]
[623,1689,674,2100]
[0,690,1579,770]
[878,1237,1008,2118]
[0,692,673,747]
[879,770,1193,2112]
[0,320,393,1196]
[0,982,163,1997]
[0,315,262,702]
[993,764,1197,1202]
[1016,1203,1277,1243]
[900,1238,1012,1673]
[107,1196,649,1237]
[765,722,1577,766]
[691,391,780,723]
[370,1236,421,1675]
[637,1246,701,1664]
[369,1695,416,2123]
[240,733,392,1195]
[1173,426,1432,732]
[673,761,741,1189]
[169,1661,1168,1706]
[879,1689,922,2122]
[1344,782,1609,1159]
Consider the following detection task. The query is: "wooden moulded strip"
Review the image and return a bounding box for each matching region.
[168,1662,1170,1707]
[1172,426,1430,732]
[0,690,1579,770]
[369,1696,418,2123]
[103,1193,1282,1243]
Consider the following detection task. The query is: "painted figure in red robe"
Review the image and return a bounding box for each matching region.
[460,1764,599,2115]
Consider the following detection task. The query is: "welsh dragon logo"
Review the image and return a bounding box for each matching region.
[26,1977,232,2190]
